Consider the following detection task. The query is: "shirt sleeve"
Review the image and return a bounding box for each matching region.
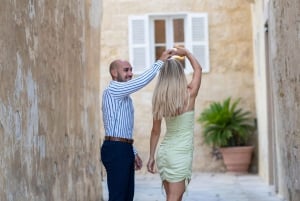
[133,146,138,155]
[108,60,164,98]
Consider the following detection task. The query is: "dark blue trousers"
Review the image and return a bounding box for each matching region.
[101,141,135,201]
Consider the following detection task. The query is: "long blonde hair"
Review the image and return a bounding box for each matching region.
[152,59,188,120]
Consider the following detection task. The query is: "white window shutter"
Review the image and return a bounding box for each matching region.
[186,13,210,73]
[128,15,149,74]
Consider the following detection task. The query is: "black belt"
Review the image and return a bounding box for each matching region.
[105,136,134,144]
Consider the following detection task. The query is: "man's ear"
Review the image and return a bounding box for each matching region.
[111,68,117,79]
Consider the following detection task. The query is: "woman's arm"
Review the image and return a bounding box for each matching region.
[147,119,162,173]
[186,51,202,98]
[176,47,203,98]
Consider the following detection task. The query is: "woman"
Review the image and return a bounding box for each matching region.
[147,47,202,201]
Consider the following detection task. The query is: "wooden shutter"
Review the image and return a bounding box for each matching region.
[128,15,149,74]
[186,13,210,73]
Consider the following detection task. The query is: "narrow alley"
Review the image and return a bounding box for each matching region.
[102,173,285,201]
[1,0,300,201]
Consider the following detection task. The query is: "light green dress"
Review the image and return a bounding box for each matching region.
[156,111,195,183]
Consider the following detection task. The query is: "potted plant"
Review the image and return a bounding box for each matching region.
[197,97,255,173]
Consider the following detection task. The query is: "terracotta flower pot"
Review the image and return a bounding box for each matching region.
[220,146,254,173]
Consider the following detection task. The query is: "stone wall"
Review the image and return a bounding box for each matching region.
[0,1,102,200]
[268,0,300,200]
[100,0,255,174]
[250,0,273,183]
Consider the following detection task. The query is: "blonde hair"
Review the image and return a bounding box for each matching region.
[152,59,188,120]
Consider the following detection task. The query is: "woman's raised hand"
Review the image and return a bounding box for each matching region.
[173,46,189,57]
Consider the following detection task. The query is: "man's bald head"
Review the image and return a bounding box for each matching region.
[109,60,133,82]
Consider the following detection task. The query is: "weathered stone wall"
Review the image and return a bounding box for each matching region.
[0,1,102,201]
[100,0,255,174]
[250,0,273,183]
[268,0,300,200]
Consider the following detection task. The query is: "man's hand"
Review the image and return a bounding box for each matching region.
[159,49,176,62]
[135,154,143,170]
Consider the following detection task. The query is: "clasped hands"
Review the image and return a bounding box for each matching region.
[159,46,189,62]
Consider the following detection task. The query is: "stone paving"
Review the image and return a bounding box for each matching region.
[102,172,285,201]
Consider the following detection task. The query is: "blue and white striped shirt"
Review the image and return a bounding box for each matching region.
[102,60,164,140]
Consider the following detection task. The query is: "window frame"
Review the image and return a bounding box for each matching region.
[128,13,210,74]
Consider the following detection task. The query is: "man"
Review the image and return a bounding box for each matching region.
[101,49,175,201]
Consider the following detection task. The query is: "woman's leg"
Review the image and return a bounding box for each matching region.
[163,180,186,201]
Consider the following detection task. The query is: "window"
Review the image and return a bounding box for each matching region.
[152,17,185,68]
[129,13,209,74]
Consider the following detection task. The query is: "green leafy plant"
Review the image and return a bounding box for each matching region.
[198,97,255,147]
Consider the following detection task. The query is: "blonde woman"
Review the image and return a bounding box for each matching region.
[147,47,202,201]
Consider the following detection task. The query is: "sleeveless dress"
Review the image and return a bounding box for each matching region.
[156,111,195,183]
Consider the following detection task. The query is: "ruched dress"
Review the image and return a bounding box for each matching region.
[156,111,195,183]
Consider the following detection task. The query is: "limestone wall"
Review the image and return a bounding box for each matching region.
[251,0,272,184]
[0,1,102,200]
[268,0,300,200]
[251,0,300,200]
[100,0,255,174]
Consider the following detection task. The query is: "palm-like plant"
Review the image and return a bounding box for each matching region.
[198,97,255,147]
